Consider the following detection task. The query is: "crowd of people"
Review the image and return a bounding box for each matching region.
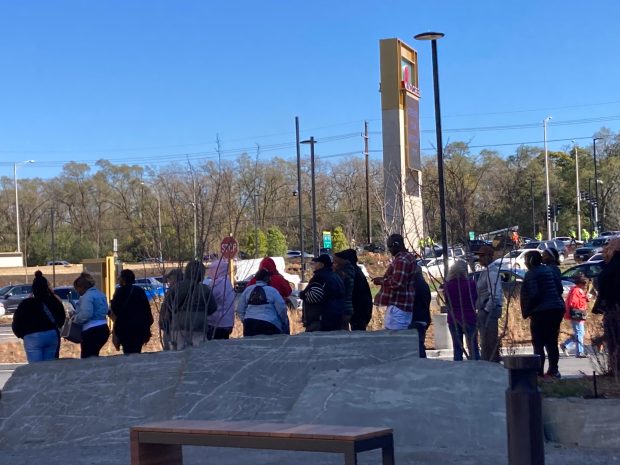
[9,235,620,376]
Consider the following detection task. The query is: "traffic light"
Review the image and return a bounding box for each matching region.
[580,191,589,201]
[546,205,553,221]
[556,203,562,214]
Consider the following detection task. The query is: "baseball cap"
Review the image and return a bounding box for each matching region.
[334,249,358,264]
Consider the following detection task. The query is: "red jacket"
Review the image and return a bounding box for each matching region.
[564,286,588,320]
[247,257,292,299]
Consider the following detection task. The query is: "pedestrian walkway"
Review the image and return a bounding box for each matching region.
[427,346,598,378]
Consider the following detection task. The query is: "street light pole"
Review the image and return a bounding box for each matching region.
[13,160,35,254]
[415,31,449,278]
[593,137,603,233]
[364,120,372,245]
[573,141,581,242]
[301,137,318,256]
[295,117,306,282]
[543,117,552,240]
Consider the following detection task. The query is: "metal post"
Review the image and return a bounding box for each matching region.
[588,178,593,233]
[429,39,450,279]
[310,137,318,256]
[253,193,259,259]
[192,179,197,259]
[51,208,56,288]
[14,163,20,253]
[364,120,372,245]
[543,117,552,240]
[295,117,306,283]
[503,355,545,465]
[530,180,535,238]
[574,141,581,241]
[157,194,163,263]
[593,138,602,233]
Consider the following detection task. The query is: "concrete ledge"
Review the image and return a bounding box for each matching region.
[543,397,620,449]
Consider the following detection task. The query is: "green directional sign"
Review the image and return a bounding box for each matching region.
[322,230,332,249]
[469,231,475,241]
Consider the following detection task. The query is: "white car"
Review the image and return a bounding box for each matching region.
[493,249,541,270]
[419,257,455,281]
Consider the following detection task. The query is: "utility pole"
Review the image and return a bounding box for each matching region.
[295,117,306,283]
[593,137,602,233]
[530,180,535,238]
[51,208,56,288]
[543,117,552,240]
[253,193,259,259]
[301,137,318,256]
[573,141,581,241]
[363,121,371,245]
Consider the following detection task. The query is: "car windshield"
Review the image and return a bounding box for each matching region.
[592,239,608,247]
[0,286,12,296]
[522,242,539,249]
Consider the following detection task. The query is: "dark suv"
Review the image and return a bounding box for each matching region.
[522,239,568,263]
[574,237,614,262]
[0,284,33,314]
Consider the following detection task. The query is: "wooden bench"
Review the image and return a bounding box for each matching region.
[130,419,394,465]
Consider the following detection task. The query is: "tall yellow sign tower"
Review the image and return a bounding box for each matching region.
[379,38,424,250]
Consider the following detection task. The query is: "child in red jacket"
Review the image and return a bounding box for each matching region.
[560,273,589,358]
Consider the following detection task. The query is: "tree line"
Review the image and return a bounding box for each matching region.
[1,128,618,265]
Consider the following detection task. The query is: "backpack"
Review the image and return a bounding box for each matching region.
[248,285,268,305]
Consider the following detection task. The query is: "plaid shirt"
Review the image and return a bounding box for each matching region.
[374,250,417,312]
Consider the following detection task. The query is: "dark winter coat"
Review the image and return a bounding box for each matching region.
[336,261,356,317]
[110,284,154,347]
[12,295,66,339]
[301,266,345,331]
[350,266,373,330]
[411,272,432,325]
[520,264,564,319]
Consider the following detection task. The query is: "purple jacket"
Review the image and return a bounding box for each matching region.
[444,278,478,326]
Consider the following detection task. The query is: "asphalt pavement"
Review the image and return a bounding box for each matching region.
[0,324,16,344]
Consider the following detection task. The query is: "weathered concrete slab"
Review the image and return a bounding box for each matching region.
[0,329,617,464]
[544,398,620,450]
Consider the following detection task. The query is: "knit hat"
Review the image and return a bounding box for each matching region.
[334,249,358,264]
[545,247,560,264]
[312,254,332,267]
[32,270,49,297]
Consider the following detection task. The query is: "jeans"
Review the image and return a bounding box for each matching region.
[384,305,412,330]
[449,321,480,361]
[530,309,564,376]
[477,311,500,362]
[23,329,59,363]
[563,320,586,356]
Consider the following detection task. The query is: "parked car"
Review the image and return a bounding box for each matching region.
[561,261,604,291]
[286,250,314,259]
[53,286,80,310]
[553,236,572,246]
[492,249,541,270]
[521,239,567,263]
[419,257,456,282]
[467,239,492,254]
[47,260,71,266]
[363,243,386,253]
[134,277,165,298]
[574,237,614,262]
[600,230,620,237]
[0,284,33,314]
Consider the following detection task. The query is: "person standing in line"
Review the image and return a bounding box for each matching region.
[560,273,589,358]
[592,237,620,375]
[160,268,183,350]
[542,248,562,281]
[73,272,110,358]
[473,246,504,362]
[409,266,431,358]
[204,260,235,340]
[333,252,356,330]
[520,251,565,378]
[12,271,65,362]
[334,249,373,331]
[246,257,292,300]
[237,269,290,336]
[110,269,153,354]
[373,234,417,331]
[166,260,217,350]
[300,254,345,332]
[445,261,480,361]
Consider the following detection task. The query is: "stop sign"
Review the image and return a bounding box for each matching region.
[220,236,238,260]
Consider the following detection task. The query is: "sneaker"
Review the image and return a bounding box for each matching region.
[576,354,588,359]
[546,371,562,380]
[560,344,568,356]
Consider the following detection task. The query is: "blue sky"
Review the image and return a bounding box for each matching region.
[1,0,619,179]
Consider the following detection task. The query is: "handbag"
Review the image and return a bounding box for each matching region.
[569,308,586,321]
[60,318,83,343]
